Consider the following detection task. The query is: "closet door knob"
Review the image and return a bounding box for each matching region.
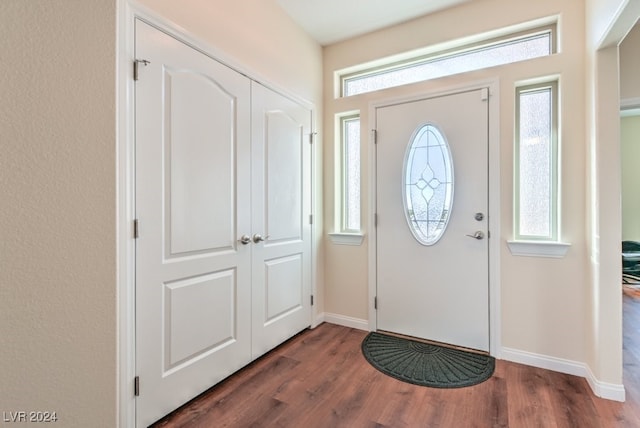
[252,234,269,243]
[238,235,251,245]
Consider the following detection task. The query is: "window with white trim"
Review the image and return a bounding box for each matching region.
[514,81,558,241]
[340,25,555,97]
[338,114,361,234]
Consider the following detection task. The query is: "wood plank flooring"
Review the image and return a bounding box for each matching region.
[152,294,640,427]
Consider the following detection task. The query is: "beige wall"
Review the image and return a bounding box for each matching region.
[584,0,637,389]
[323,0,588,363]
[1,1,322,427]
[1,0,633,422]
[621,23,640,102]
[621,116,640,240]
[0,1,118,427]
[135,0,322,105]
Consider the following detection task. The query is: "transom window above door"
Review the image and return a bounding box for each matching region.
[338,23,556,97]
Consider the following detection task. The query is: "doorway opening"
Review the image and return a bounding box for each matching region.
[620,19,640,402]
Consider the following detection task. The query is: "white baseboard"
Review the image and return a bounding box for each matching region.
[584,365,626,402]
[501,347,625,402]
[322,312,370,331]
[501,347,586,377]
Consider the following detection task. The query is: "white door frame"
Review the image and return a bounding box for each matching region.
[116,2,317,426]
[367,80,501,357]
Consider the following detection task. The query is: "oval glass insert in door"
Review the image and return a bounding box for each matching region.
[402,124,454,245]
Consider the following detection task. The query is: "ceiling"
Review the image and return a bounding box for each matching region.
[276,0,472,46]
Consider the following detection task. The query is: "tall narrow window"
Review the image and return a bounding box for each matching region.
[515,81,558,241]
[341,115,361,232]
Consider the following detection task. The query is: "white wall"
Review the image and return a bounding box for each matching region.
[586,0,640,49]
[587,0,628,47]
[0,1,118,427]
[323,0,588,365]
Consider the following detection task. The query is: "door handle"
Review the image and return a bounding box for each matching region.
[252,234,270,243]
[466,231,484,240]
[238,235,251,245]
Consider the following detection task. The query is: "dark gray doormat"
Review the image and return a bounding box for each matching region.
[361,332,495,388]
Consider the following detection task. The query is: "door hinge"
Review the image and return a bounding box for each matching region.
[309,132,316,144]
[133,219,139,239]
[133,59,150,81]
[309,214,313,225]
[134,376,140,396]
[374,296,378,310]
[372,129,377,145]
[311,295,314,306]
[374,213,378,227]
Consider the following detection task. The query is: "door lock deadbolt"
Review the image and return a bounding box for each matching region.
[474,212,484,221]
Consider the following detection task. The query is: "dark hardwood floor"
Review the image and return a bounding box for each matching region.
[153,294,640,427]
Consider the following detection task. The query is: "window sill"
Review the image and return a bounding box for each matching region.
[328,232,365,246]
[507,240,571,258]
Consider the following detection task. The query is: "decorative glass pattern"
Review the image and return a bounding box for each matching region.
[343,117,361,231]
[403,124,454,245]
[517,86,553,238]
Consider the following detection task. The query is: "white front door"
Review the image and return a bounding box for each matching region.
[250,82,312,359]
[375,88,490,351]
[135,21,252,426]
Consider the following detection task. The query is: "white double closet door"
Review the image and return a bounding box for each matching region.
[134,20,312,427]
